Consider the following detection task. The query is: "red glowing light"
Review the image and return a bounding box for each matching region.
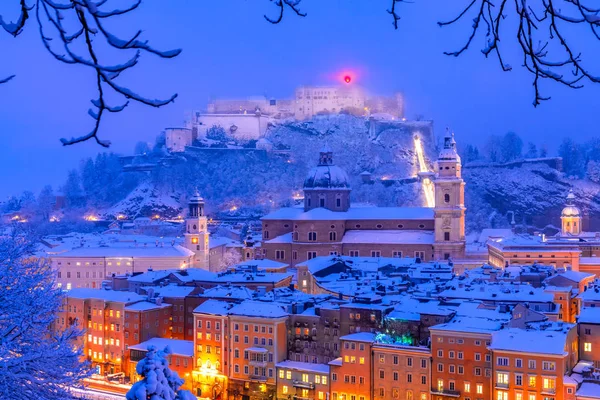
[344,75,352,84]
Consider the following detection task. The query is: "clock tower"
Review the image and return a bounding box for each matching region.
[433,129,466,260]
[184,192,209,270]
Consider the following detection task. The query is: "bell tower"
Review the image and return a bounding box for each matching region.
[433,129,466,260]
[561,189,581,235]
[184,191,209,270]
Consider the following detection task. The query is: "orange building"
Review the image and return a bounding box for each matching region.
[577,307,600,367]
[227,301,288,399]
[57,289,147,375]
[329,332,376,400]
[429,303,510,400]
[488,324,578,400]
[275,360,330,400]
[372,342,431,400]
[193,299,231,399]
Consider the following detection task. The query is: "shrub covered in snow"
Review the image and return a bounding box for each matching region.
[126,345,195,400]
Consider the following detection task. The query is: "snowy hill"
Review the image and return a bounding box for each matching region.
[49,114,598,234]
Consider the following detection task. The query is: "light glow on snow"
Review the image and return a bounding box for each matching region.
[414,136,435,208]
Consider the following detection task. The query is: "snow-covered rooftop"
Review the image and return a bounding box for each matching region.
[228,301,288,318]
[193,299,233,316]
[128,338,194,357]
[124,301,171,312]
[276,360,330,374]
[262,206,434,221]
[67,288,145,303]
[578,307,600,324]
[141,284,196,298]
[339,332,377,343]
[56,244,194,259]
[489,325,574,355]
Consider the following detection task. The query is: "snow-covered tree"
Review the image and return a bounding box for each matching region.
[206,125,228,142]
[37,185,55,221]
[126,346,195,400]
[217,249,243,272]
[559,138,585,178]
[63,169,85,208]
[135,141,152,155]
[0,233,90,398]
[523,142,538,159]
[500,132,523,162]
[484,135,503,162]
[587,160,600,183]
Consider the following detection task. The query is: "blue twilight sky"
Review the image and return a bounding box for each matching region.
[0,0,598,198]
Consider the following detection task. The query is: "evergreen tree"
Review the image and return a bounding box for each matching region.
[126,346,195,400]
[500,132,523,162]
[0,233,90,398]
[37,185,55,221]
[559,138,585,178]
[523,142,538,159]
[63,169,84,208]
[484,135,502,162]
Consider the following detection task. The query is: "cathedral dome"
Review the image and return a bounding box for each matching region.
[303,150,350,190]
[561,190,580,217]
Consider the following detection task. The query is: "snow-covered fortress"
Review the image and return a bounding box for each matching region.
[260,130,466,266]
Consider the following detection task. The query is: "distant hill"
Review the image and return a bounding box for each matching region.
[43,114,600,234]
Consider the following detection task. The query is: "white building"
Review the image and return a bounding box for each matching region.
[165,127,193,153]
[194,112,272,141]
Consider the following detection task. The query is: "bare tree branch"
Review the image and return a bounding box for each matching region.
[2,0,181,147]
[264,0,306,24]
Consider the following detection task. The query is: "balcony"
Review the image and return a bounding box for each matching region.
[430,388,461,397]
[249,374,267,382]
[541,388,556,395]
[292,380,315,390]
[249,360,267,367]
[495,383,509,389]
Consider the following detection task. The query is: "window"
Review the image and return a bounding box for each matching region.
[393,372,399,381]
[444,232,450,241]
[379,354,385,363]
[497,357,509,367]
[516,359,523,368]
[542,361,555,371]
[349,250,359,257]
[421,375,427,385]
[421,359,427,368]
[329,232,337,241]
[464,382,471,393]
[528,376,536,388]
[528,360,536,369]
[497,392,508,400]
[307,251,317,260]
[308,232,317,241]
[379,370,385,379]
[584,342,592,352]
[444,193,450,203]
[371,251,381,257]
[516,374,523,386]
[476,384,483,394]
[497,372,509,386]
[393,251,402,258]
[275,250,285,260]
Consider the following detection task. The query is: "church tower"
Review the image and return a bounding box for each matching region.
[561,189,581,235]
[433,129,466,260]
[184,192,209,269]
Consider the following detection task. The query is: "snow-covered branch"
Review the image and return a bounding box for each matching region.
[437,0,600,105]
[1,0,181,147]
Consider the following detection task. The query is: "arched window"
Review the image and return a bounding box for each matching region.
[444,194,450,203]
[193,224,197,230]
[329,232,337,241]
